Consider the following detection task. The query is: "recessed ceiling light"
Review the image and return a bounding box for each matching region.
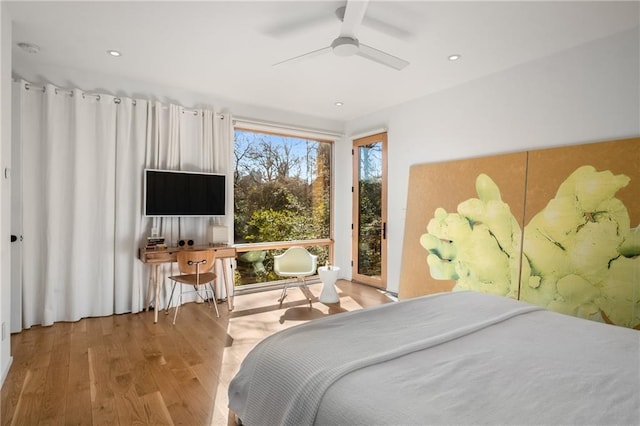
[107,50,122,57]
[448,54,461,61]
[335,102,344,107]
[17,42,40,54]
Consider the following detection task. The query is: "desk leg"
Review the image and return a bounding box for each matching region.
[145,265,153,312]
[214,258,234,311]
[223,258,234,311]
[154,264,161,324]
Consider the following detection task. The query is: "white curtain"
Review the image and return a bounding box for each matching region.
[15,80,232,329]
[146,104,233,307]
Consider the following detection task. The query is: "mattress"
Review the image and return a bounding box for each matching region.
[228,291,640,425]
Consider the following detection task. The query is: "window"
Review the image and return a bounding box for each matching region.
[233,128,333,286]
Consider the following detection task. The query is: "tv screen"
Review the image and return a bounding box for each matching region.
[144,169,226,217]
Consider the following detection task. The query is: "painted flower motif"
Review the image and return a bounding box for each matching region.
[421,167,640,328]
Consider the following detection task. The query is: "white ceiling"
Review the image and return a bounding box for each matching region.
[7,1,640,124]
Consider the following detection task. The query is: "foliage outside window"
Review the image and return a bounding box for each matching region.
[234,129,332,285]
[358,143,383,277]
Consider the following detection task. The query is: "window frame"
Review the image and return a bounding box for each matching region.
[232,121,338,288]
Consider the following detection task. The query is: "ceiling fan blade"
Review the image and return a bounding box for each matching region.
[357,43,409,70]
[340,0,369,38]
[273,46,332,67]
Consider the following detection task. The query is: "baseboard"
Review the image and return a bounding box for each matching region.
[0,355,13,387]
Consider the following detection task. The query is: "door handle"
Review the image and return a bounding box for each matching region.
[382,222,387,240]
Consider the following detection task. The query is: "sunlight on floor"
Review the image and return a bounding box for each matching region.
[210,284,368,425]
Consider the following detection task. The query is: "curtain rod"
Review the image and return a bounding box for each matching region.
[234,116,343,139]
[17,80,225,118]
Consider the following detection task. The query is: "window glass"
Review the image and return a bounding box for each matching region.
[233,129,332,285]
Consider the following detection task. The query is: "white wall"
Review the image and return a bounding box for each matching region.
[342,28,640,294]
[1,2,14,385]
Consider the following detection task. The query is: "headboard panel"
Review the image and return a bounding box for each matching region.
[399,137,639,328]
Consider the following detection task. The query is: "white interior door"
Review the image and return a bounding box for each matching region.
[1,85,12,336]
[9,82,21,333]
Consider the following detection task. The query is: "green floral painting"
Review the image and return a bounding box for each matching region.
[421,166,640,328]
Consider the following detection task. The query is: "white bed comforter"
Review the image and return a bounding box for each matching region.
[228,291,640,426]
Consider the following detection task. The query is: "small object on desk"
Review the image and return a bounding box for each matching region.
[318,265,340,304]
[146,236,166,250]
[208,225,228,245]
[145,243,167,250]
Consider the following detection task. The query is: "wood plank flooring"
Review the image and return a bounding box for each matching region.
[1,281,391,426]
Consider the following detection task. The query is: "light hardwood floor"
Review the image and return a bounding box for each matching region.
[1,280,391,425]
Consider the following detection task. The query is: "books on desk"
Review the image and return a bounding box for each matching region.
[146,237,167,250]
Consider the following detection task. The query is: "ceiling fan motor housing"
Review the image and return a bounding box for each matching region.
[331,37,360,56]
[274,1,409,70]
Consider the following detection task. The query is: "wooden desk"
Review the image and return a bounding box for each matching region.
[139,245,236,323]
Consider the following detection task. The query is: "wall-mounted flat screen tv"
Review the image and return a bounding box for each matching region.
[144,169,226,217]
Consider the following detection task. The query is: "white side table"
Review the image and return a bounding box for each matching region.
[318,266,340,303]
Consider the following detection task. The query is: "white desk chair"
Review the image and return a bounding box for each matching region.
[273,246,317,309]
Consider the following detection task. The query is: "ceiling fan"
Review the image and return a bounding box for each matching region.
[274,0,410,71]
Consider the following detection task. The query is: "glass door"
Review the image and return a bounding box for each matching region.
[352,132,387,288]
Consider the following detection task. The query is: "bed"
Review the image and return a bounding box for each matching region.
[228,291,640,425]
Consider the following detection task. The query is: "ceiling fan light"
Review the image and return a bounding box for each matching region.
[331,37,359,57]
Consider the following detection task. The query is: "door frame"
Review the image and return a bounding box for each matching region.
[351,132,387,288]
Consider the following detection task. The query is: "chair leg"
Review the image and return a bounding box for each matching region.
[173,284,182,325]
[208,283,220,318]
[193,284,210,305]
[299,277,312,310]
[166,282,178,315]
[278,282,290,308]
